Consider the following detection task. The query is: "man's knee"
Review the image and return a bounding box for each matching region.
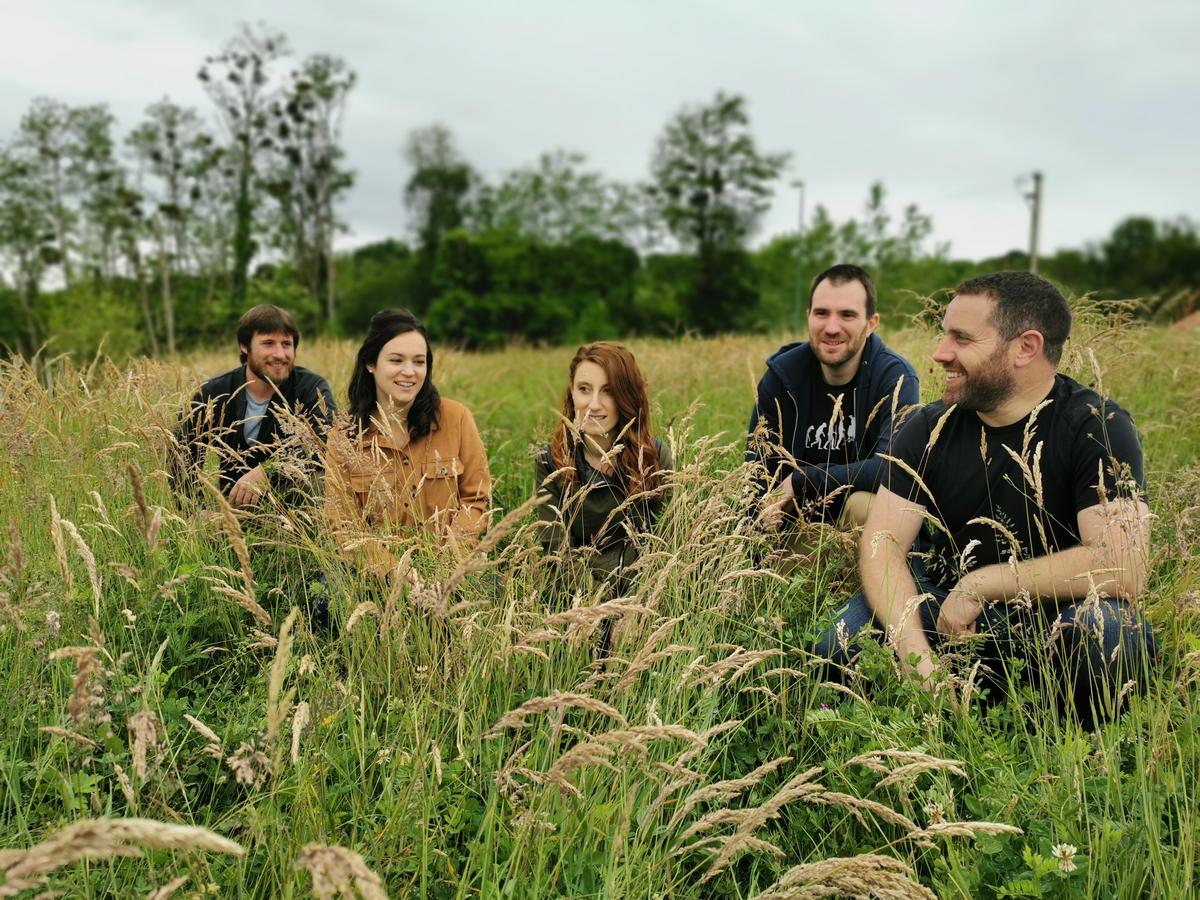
[808,593,875,668]
[841,491,874,529]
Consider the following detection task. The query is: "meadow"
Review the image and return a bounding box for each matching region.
[0,307,1197,898]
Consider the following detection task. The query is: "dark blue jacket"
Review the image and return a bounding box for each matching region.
[746,332,919,500]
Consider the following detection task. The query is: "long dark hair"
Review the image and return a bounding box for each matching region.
[347,309,441,439]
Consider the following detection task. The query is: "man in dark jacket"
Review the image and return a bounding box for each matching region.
[171,304,335,507]
[747,264,919,531]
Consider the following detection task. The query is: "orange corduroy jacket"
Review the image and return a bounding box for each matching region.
[324,398,492,575]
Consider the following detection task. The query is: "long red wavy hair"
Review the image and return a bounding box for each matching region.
[550,342,664,496]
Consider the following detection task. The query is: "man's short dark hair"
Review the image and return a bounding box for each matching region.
[954,271,1071,366]
[809,263,877,318]
[237,305,301,363]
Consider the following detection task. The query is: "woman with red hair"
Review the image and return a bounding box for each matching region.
[534,342,672,595]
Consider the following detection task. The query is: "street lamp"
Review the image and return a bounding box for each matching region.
[791,179,806,331]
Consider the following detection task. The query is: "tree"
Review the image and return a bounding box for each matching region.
[198,23,290,309]
[403,124,476,309]
[471,149,649,246]
[0,144,53,349]
[12,99,120,288]
[262,53,356,324]
[648,92,788,332]
[127,98,224,353]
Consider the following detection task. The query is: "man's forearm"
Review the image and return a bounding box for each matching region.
[960,543,1144,605]
[861,539,931,661]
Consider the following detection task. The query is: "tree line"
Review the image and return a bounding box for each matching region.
[2,24,1197,359]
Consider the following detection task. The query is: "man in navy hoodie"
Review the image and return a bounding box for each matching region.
[747,264,920,533]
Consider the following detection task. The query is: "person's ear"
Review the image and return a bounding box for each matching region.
[1013,330,1045,367]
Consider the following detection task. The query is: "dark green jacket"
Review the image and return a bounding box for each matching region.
[534,439,672,581]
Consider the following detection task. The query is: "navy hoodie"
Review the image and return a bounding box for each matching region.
[746,332,920,502]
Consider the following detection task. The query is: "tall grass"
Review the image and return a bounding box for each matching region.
[0,313,1197,897]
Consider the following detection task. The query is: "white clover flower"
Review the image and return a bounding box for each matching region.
[1051,843,1078,873]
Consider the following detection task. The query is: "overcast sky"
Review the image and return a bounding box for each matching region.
[5,0,1198,260]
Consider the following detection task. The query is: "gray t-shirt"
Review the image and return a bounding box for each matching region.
[243,395,271,444]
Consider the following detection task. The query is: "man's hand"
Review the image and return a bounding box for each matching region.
[758,474,796,531]
[229,465,269,507]
[936,582,983,638]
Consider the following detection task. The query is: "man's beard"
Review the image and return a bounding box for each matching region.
[249,358,293,384]
[946,349,1014,413]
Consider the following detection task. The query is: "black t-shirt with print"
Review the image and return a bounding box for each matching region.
[803,359,861,469]
[882,374,1145,591]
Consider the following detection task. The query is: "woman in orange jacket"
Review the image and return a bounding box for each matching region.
[325,309,491,576]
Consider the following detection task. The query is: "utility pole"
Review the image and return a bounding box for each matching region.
[1021,170,1043,274]
[791,179,806,330]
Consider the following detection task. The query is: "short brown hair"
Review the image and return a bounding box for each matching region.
[809,263,877,318]
[237,305,300,363]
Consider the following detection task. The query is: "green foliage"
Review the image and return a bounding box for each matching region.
[334,240,417,334]
[40,283,147,359]
[648,91,789,334]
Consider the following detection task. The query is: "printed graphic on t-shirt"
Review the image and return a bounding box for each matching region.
[805,409,856,451]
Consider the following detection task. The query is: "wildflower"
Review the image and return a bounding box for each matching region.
[121,608,137,628]
[46,610,61,635]
[1051,842,1078,873]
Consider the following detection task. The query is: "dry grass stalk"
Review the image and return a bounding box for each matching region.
[753,853,935,900]
[48,496,73,595]
[203,479,256,605]
[127,463,150,536]
[687,647,784,690]
[266,608,298,747]
[182,714,222,755]
[486,691,627,737]
[670,756,794,828]
[225,740,269,788]
[675,718,743,766]
[39,726,100,750]
[874,758,967,790]
[295,843,388,900]
[145,876,188,900]
[345,601,379,632]
[58,517,101,612]
[49,646,106,725]
[127,709,162,782]
[5,524,25,584]
[846,749,968,791]
[818,681,870,706]
[515,600,655,654]
[903,820,1023,847]
[112,762,137,809]
[614,644,696,692]
[687,766,826,881]
[292,702,311,764]
[0,818,243,897]
[678,763,929,880]
[202,569,271,626]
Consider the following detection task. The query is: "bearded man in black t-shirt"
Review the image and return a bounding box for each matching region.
[810,271,1156,727]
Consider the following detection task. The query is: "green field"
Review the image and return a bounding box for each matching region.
[1,312,1198,897]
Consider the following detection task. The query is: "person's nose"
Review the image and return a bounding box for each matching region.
[932,336,954,365]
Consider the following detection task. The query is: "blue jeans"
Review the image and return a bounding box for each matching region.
[809,563,1158,728]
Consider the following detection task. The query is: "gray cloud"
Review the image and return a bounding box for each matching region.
[4,0,1197,261]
